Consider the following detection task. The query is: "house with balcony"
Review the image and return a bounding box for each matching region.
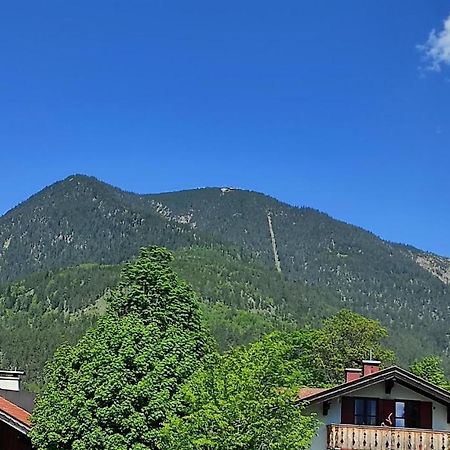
[300,360,450,450]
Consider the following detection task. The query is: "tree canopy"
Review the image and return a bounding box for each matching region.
[31,247,211,450]
[288,310,396,386]
[161,333,318,450]
[160,311,394,450]
[315,310,395,383]
[410,356,450,391]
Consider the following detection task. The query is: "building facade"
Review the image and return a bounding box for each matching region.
[301,361,450,450]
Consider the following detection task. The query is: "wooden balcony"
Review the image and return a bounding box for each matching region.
[327,423,450,450]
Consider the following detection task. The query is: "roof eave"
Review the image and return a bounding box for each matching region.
[0,410,31,435]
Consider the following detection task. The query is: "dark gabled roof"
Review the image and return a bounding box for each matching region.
[299,365,450,407]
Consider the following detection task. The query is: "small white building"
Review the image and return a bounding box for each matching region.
[301,361,450,450]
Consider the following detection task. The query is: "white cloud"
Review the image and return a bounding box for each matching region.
[419,13,450,72]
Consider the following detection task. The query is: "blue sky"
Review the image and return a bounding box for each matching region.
[1,1,449,255]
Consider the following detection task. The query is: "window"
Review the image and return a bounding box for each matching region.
[395,401,421,428]
[343,397,431,429]
[395,401,405,427]
[354,398,378,425]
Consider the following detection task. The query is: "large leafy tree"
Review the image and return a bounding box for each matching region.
[161,332,319,450]
[300,310,396,385]
[31,247,211,450]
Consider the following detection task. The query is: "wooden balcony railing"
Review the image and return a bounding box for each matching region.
[327,423,450,450]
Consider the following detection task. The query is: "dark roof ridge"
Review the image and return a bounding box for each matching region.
[299,365,450,406]
[0,389,36,413]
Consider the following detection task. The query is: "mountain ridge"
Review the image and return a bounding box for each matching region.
[1,174,450,375]
[3,173,447,258]
[1,174,449,297]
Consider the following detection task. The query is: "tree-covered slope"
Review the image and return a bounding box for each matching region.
[151,187,450,361]
[0,174,449,375]
[1,246,324,387]
[1,244,447,388]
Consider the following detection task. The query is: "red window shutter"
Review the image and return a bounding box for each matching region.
[341,397,355,424]
[420,402,432,429]
[379,400,395,426]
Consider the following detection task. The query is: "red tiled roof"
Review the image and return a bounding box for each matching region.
[298,387,327,400]
[0,395,31,428]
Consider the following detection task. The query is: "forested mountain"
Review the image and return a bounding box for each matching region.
[0,176,207,282]
[0,174,450,383]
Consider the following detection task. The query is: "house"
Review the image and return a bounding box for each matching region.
[300,360,450,450]
[0,370,34,450]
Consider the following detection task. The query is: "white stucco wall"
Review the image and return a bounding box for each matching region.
[306,382,449,450]
[307,398,340,450]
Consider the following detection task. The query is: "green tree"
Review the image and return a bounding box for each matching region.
[161,332,318,450]
[410,356,450,390]
[298,310,396,385]
[31,247,211,450]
